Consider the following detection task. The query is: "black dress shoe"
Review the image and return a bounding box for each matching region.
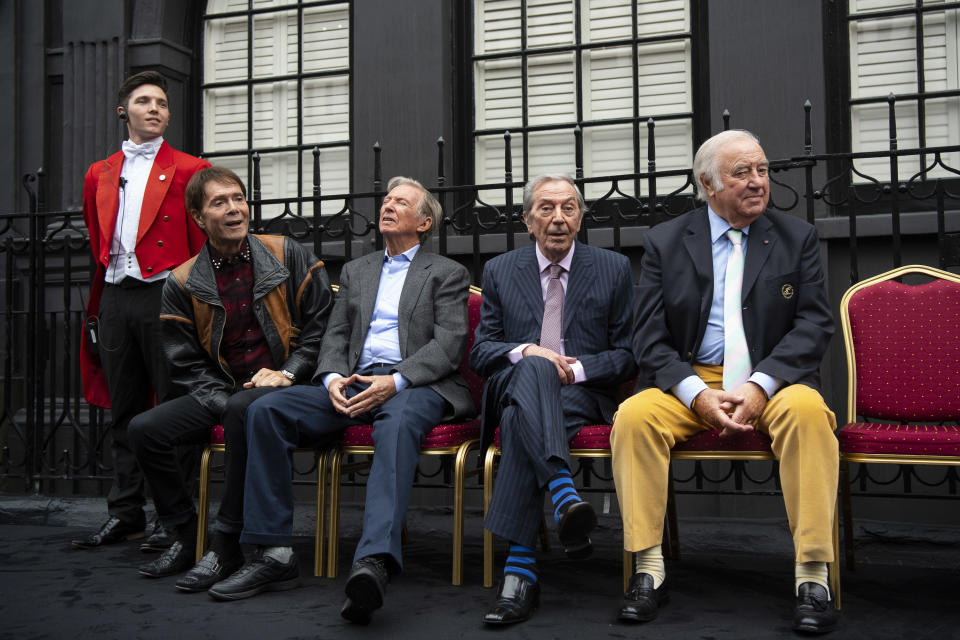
[793,582,840,635]
[341,556,390,625]
[139,540,197,578]
[208,551,299,601]
[557,500,597,559]
[618,572,669,623]
[482,573,541,625]
[71,516,145,549]
[140,522,174,552]
[175,549,244,593]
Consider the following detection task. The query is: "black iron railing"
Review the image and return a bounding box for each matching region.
[1,101,958,504]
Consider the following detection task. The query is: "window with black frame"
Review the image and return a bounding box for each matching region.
[471,0,701,202]
[846,0,960,182]
[201,0,351,215]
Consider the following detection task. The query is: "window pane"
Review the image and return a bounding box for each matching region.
[303,4,350,72]
[253,81,294,148]
[205,17,249,83]
[527,0,574,48]
[210,155,250,190]
[851,101,922,181]
[923,96,960,178]
[302,147,350,214]
[637,40,691,115]
[528,52,577,126]
[256,150,300,202]
[584,0,632,43]
[583,46,633,121]
[849,16,918,99]
[475,57,523,130]
[637,0,688,37]
[475,0,521,54]
[475,132,524,204]
[302,77,350,143]
[528,130,575,176]
[253,10,296,78]
[204,87,248,152]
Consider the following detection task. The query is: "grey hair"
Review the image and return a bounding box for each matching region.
[385,176,441,243]
[692,129,761,202]
[522,174,586,215]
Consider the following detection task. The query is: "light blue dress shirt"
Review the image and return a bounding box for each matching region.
[672,207,781,408]
[323,244,419,393]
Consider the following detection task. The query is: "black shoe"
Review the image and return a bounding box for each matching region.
[557,500,597,559]
[208,550,299,601]
[482,573,541,625]
[341,556,390,625]
[139,539,197,578]
[618,572,669,623]
[175,549,245,593]
[793,582,840,635]
[140,522,175,552]
[71,516,145,549]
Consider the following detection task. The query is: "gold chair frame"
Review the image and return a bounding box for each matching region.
[838,264,960,569]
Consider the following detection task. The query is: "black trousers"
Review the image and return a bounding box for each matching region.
[98,280,173,524]
[128,386,280,532]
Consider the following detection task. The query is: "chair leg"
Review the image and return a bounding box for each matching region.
[665,466,680,561]
[840,460,855,570]
[451,441,476,586]
[830,497,842,610]
[195,446,214,563]
[482,446,497,588]
[327,449,343,578]
[622,549,634,592]
[314,448,329,578]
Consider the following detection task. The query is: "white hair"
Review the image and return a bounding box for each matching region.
[692,129,761,202]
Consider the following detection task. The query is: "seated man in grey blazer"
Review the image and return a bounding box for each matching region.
[207,177,475,626]
[471,174,636,625]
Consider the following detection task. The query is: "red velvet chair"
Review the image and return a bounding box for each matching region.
[196,426,330,576]
[838,264,960,569]
[324,286,485,585]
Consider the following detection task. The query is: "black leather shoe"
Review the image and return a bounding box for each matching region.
[793,582,840,635]
[71,516,145,549]
[341,556,390,625]
[557,500,597,559]
[139,539,196,578]
[140,522,174,552]
[482,573,541,625]
[175,549,244,593]
[208,551,299,601]
[618,572,669,623]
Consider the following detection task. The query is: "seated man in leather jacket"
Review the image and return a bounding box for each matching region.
[128,165,333,592]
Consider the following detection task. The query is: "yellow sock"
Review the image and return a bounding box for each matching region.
[633,544,665,588]
[795,562,829,598]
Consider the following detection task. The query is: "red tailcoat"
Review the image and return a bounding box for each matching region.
[80,141,210,407]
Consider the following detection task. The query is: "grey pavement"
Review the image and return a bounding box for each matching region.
[0,495,958,639]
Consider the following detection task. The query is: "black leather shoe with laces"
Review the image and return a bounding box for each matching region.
[341,556,390,625]
[71,516,145,549]
[793,582,840,635]
[208,550,299,601]
[618,572,669,623]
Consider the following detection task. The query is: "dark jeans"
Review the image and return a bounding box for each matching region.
[128,386,280,532]
[241,367,447,571]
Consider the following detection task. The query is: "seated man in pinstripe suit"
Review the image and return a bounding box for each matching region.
[470,174,636,625]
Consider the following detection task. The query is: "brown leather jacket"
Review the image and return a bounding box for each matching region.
[160,234,333,415]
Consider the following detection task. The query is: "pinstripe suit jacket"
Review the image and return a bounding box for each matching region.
[312,247,475,422]
[470,241,636,448]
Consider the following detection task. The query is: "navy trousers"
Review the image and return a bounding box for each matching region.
[484,356,603,548]
[240,367,447,571]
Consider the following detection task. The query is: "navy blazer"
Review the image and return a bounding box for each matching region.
[471,241,636,446]
[633,207,835,393]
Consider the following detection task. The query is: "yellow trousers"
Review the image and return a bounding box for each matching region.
[610,364,838,563]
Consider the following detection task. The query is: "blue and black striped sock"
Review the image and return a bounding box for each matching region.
[548,468,581,524]
[504,543,537,583]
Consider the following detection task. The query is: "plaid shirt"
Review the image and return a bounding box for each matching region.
[210,239,274,383]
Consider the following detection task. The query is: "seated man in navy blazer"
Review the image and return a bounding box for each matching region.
[611,130,840,635]
[208,177,475,626]
[471,174,635,625]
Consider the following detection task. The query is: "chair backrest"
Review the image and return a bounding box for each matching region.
[460,286,485,411]
[841,264,960,423]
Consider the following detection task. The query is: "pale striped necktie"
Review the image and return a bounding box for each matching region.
[540,263,565,354]
[723,229,751,390]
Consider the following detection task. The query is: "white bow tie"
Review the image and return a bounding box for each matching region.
[122,139,161,159]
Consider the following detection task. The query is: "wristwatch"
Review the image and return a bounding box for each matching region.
[281,369,296,382]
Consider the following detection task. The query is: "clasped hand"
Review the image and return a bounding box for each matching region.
[521,344,578,384]
[328,373,397,418]
[692,382,767,437]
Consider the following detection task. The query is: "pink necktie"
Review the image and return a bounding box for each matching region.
[540,263,564,354]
